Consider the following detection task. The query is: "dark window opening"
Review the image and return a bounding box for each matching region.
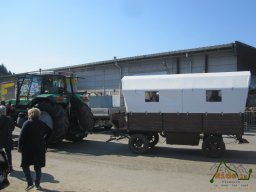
[145,91,159,102]
[206,90,222,102]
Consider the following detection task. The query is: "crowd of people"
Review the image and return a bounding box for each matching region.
[0,101,52,191]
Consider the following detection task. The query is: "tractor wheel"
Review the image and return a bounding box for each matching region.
[35,101,69,144]
[129,134,149,154]
[202,135,225,158]
[76,102,94,132]
[66,98,94,142]
[147,133,159,148]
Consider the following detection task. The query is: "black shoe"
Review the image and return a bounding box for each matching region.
[0,179,10,190]
[35,180,42,190]
[35,185,42,190]
[25,184,34,191]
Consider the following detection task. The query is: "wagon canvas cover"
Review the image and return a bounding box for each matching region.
[122,71,250,113]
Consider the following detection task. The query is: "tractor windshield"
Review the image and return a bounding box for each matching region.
[19,76,42,98]
[43,76,65,94]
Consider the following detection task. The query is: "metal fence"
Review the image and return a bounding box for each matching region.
[244,111,256,131]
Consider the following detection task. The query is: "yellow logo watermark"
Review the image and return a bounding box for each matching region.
[210,161,253,190]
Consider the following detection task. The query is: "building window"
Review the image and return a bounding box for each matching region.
[206,90,222,102]
[145,91,159,102]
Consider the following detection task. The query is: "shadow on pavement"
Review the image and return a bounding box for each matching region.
[48,139,133,157]
[149,146,256,165]
[9,170,59,185]
[35,188,62,192]
[48,138,256,165]
[14,126,256,165]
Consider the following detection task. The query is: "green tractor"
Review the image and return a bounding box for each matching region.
[8,72,94,144]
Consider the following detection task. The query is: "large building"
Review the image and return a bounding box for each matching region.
[1,41,256,99]
[51,41,256,95]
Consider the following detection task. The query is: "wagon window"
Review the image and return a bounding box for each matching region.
[145,91,159,102]
[206,90,222,102]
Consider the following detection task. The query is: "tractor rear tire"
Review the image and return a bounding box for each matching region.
[35,101,69,145]
[65,98,94,142]
[77,102,94,132]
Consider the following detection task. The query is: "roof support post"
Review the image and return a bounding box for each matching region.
[205,55,208,73]
[114,57,122,104]
[176,58,180,74]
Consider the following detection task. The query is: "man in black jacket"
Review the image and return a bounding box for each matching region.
[0,105,14,172]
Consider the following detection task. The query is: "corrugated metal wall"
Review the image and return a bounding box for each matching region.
[208,53,237,72]
[76,66,120,92]
[70,51,237,95]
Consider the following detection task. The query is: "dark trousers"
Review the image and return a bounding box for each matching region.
[4,148,12,167]
[22,166,42,186]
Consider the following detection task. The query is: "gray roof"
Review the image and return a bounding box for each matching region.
[43,41,254,72]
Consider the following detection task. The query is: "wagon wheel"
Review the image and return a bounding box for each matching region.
[147,133,159,148]
[128,134,149,154]
[160,131,166,137]
[202,136,225,158]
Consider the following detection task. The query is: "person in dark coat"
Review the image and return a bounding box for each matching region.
[0,149,10,190]
[0,105,15,172]
[6,103,16,124]
[18,108,52,191]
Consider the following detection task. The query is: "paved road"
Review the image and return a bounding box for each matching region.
[3,129,256,192]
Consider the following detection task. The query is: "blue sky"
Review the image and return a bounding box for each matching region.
[0,0,255,74]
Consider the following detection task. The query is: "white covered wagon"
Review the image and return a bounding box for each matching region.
[121,71,250,157]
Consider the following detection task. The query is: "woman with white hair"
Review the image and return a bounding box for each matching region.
[18,108,52,191]
[0,105,14,172]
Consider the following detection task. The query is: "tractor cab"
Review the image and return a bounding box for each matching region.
[14,73,78,108]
